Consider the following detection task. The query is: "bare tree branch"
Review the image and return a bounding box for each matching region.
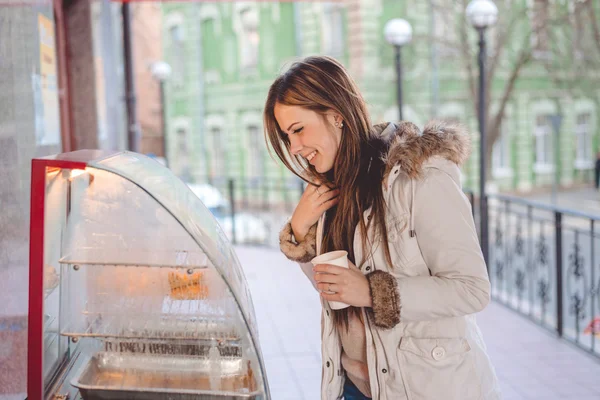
[485,4,526,96]
[585,0,600,54]
[483,4,532,136]
[486,44,532,162]
[540,0,600,104]
[427,0,598,170]
[412,34,462,51]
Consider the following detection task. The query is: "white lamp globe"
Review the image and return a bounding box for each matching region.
[384,18,413,47]
[466,0,498,29]
[151,61,172,82]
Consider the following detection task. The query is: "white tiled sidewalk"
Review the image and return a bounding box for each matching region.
[235,246,600,400]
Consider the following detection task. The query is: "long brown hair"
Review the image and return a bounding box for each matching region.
[263,56,393,329]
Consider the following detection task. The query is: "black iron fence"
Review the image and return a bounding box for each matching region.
[196,177,303,247]
[487,193,600,358]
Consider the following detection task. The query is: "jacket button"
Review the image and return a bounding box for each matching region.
[432,346,446,360]
[365,266,371,271]
[382,369,388,373]
[326,361,331,367]
[326,310,330,316]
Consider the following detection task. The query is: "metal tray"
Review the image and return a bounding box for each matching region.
[71,352,261,400]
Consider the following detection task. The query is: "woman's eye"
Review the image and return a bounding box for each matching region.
[292,127,304,135]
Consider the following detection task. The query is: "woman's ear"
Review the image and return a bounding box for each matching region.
[327,112,343,128]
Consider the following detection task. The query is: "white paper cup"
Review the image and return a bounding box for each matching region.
[311,250,350,310]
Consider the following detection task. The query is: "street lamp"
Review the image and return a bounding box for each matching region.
[384,18,412,121]
[466,0,498,266]
[151,61,172,167]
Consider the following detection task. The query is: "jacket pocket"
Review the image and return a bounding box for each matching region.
[397,337,480,400]
[385,215,420,267]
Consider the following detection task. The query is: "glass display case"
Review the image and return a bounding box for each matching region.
[28,150,270,400]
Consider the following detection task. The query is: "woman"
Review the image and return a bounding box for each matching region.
[264,56,501,400]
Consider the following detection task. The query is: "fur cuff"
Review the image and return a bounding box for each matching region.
[279,222,317,263]
[366,270,401,329]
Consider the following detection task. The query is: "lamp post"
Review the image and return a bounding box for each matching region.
[466,0,498,266]
[384,18,412,121]
[151,61,172,167]
[122,2,140,153]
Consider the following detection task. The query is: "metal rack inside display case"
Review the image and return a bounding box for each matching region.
[27,150,270,400]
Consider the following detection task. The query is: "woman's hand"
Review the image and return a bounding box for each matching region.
[290,181,339,241]
[313,260,372,308]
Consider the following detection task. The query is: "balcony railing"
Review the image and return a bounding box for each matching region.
[487,193,600,358]
[196,177,303,248]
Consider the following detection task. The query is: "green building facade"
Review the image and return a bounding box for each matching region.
[161,0,600,194]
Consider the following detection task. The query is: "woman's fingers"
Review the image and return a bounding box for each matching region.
[312,184,335,198]
[317,282,339,293]
[312,186,339,209]
[314,272,339,283]
[320,291,343,301]
[318,188,339,202]
[313,264,346,275]
[318,194,340,212]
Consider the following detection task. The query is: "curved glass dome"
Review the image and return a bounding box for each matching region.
[29,150,269,400]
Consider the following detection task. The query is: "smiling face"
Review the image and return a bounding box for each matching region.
[274,103,343,174]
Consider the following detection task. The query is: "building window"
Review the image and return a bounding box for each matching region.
[492,122,512,177]
[169,25,185,86]
[177,128,188,156]
[209,126,225,181]
[574,112,593,169]
[239,7,259,71]
[534,114,553,172]
[247,125,264,181]
[201,16,221,84]
[322,4,344,57]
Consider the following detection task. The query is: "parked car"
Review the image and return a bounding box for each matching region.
[187,183,269,245]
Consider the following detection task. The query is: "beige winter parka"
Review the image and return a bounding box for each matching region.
[280,121,501,400]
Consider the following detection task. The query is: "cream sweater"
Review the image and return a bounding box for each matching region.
[339,309,372,398]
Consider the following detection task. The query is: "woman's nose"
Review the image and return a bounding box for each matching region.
[289,135,303,155]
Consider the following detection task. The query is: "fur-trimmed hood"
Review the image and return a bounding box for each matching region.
[371,121,471,179]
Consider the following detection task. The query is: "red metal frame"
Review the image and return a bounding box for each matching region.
[28,159,48,400]
[27,150,119,400]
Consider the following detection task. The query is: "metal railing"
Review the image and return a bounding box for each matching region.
[199,177,303,247]
[487,193,600,358]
